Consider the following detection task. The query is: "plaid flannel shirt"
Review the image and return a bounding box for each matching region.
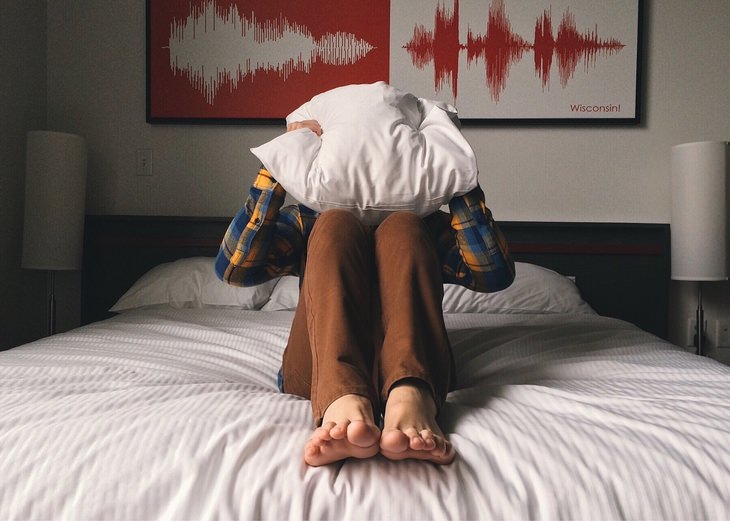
[216,167,515,293]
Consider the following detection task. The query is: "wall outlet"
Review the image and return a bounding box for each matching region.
[686,318,697,348]
[715,319,730,348]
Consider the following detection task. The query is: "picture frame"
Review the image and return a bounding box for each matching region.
[147,0,642,125]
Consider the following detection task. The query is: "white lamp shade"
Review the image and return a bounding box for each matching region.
[670,141,729,281]
[22,131,88,271]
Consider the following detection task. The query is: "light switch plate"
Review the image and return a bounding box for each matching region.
[136,148,153,176]
[716,319,730,348]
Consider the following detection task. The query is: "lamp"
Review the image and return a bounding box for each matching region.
[670,141,729,356]
[22,131,87,336]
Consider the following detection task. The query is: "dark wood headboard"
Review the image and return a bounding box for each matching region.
[81,216,670,339]
[501,222,669,339]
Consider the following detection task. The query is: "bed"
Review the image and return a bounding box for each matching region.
[1,216,729,520]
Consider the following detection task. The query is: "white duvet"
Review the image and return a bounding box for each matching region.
[1,309,729,520]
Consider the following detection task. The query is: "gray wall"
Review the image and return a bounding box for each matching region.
[0,0,48,349]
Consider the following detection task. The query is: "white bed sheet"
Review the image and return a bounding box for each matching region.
[1,309,729,520]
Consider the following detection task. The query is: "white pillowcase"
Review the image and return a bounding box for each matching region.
[250,81,478,225]
[260,276,300,311]
[442,262,595,314]
[259,263,595,315]
[110,257,277,312]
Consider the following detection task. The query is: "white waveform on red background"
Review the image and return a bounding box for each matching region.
[168,1,375,104]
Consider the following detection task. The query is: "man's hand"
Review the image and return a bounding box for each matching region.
[287,120,322,136]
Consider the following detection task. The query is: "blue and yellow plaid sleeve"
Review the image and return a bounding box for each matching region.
[428,185,515,293]
[218,167,511,293]
[215,167,314,286]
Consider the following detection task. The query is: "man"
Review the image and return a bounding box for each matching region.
[216,119,514,466]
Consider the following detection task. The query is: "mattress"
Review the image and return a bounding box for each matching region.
[1,308,729,520]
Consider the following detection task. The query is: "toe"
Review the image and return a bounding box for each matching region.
[303,441,321,462]
[330,420,350,440]
[314,422,336,442]
[431,435,446,454]
[432,436,455,463]
[380,429,410,453]
[405,428,425,450]
[347,420,380,448]
[420,429,436,450]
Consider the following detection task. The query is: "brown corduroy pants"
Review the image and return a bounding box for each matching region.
[281,209,453,426]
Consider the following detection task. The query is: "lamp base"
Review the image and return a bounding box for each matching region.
[47,270,56,336]
[695,282,705,356]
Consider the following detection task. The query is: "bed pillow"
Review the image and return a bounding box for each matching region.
[259,264,595,315]
[260,276,300,311]
[442,262,595,314]
[110,257,277,312]
[250,81,478,225]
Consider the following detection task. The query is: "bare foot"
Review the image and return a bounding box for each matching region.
[380,381,455,464]
[304,394,381,466]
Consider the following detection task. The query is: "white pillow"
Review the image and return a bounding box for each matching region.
[250,81,478,225]
[260,276,300,311]
[442,262,595,315]
[259,264,594,315]
[110,257,277,312]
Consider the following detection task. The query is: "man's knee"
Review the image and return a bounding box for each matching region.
[314,209,363,234]
[375,211,437,266]
[377,211,427,241]
[310,209,368,249]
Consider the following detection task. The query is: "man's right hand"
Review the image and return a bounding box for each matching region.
[286,120,322,136]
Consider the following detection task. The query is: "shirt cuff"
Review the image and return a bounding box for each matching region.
[253,166,286,200]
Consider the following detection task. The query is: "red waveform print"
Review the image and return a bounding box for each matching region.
[539,9,625,89]
[149,0,389,119]
[466,0,530,101]
[168,2,376,105]
[403,0,626,103]
[533,9,554,91]
[404,0,460,100]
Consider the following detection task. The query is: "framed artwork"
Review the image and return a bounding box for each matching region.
[147,0,642,124]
